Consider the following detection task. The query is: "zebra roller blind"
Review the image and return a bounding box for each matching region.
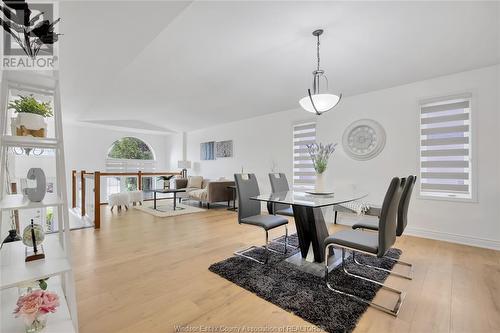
[293,122,316,192]
[419,95,472,199]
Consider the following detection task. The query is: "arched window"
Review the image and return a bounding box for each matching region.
[107,137,155,160]
[106,137,157,172]
[105,137,157,197]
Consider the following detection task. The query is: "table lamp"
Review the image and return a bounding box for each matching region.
[178,160,191,178]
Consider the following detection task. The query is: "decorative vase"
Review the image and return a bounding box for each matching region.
[2,229,21,244]
[17,279,45,296]
[24,316,47,333]
[11,114,47,138]
[315,173,326,192]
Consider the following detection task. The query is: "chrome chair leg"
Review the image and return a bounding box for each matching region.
[385,256,413,269]
[270,225,299,250]
[352,252,413,280]
[234,245,267,264]
[341,251,402,290]
[235,226,289,264]
[266,226,289,255]
[324,245,406,316]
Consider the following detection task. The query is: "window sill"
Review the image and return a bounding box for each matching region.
[416,194,478,204]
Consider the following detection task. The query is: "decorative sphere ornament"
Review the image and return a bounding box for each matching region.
[22,223,45,247]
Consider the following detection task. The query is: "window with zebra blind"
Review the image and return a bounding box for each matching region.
[419,94,473,200]
[293,122,316,192]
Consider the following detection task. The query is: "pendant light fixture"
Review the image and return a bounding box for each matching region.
[299,29,342,115]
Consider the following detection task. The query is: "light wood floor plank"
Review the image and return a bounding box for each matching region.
[70,206,500,333]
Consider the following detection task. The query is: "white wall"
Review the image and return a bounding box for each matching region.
[165,132,184,171]
[62,122,175,204]
[186,109,311,194]
[317,65,499,250]
[186,65,500,250]
[63,122,171,173]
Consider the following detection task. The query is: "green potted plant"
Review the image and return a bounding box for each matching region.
[9,95,53,138]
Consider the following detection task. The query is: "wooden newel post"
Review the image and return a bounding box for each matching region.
[71,170,76,208]
[138,171,142,190]
[94,171,101,229]
[81,170,86,216]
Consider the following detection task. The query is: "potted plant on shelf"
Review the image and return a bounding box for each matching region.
[9,95,53,138]
[306,142,337,193]
[14,287,59,333]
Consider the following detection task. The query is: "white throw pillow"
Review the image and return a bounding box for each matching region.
[187,176,203,189]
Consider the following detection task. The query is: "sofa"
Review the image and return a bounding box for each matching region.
[174,176,235,209]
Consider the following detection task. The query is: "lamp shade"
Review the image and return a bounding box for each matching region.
[177,160,191,169]
[299,93,341,114]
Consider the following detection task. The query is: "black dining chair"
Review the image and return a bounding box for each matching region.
[324,177,405,316]
[351,175,417,279]
[234,173,289,264]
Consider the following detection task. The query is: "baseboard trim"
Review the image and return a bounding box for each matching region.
[336,217,500,251]
[404,227,500,251]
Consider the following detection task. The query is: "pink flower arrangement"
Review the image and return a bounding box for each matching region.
[14,290,59,324]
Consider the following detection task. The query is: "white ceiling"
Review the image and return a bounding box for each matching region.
[58,1,500,133]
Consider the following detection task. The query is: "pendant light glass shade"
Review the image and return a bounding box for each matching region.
[299,29,342,115]
[299,93,341,114]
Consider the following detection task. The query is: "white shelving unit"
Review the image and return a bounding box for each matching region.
[0,194,64,211]
[0,135,59,149]
[0,71,78,332]
[1,279,75,333]
[1,234,71,289]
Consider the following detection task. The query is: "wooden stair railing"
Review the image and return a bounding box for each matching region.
[71,170,181,228]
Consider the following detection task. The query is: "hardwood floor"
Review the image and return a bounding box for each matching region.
[71,205,500,333]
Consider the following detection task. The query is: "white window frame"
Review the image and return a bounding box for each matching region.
[417,92,477,202]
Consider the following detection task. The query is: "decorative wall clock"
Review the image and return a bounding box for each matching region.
[342,119,386,160]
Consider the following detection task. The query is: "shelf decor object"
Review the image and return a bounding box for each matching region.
[8,94,54,138]
[0,71,79,333]
[3,229,22,244]
[305,142,337,193]
[342,119,386,161]
[23,220,45,262]
[23,168,47,202]
[299,29,342,115]
[14,289,60,333]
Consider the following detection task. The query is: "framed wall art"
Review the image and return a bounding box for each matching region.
[200,141,215,160]
[215,140,233,158]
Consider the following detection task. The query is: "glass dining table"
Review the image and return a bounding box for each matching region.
[251,188,368,275]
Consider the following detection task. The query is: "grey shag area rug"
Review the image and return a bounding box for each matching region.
[209,234,401,333]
